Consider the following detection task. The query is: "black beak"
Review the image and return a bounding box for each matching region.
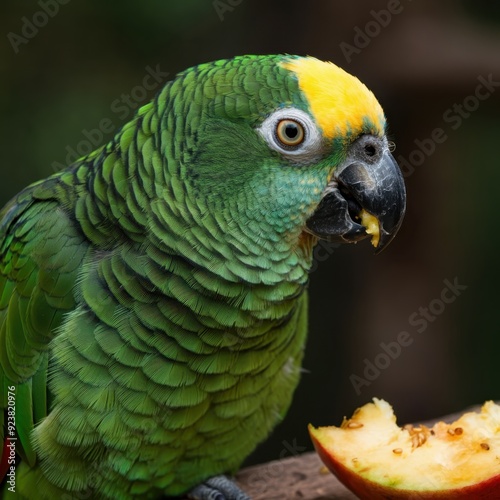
[306,135,406,253]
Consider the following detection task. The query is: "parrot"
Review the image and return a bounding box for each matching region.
[0,54,405,499]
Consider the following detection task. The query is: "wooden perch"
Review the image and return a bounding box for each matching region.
[235,451,356,499]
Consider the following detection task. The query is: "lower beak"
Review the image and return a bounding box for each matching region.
[306,137,406,253]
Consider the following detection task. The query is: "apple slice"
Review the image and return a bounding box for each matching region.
[309,398,500,499]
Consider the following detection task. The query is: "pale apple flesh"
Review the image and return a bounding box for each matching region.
[358,209,380,247]
[309,398,500,499]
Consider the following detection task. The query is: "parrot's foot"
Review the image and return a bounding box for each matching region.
[187,475,250,500]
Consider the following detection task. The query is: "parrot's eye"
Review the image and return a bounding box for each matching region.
[276,119,305,148]
[257,107,323,164]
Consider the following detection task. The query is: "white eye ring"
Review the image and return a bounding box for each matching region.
[257,108,324,164]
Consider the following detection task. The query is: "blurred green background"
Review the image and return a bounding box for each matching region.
[2,0,500,467]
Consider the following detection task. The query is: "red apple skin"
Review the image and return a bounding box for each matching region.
[309,425,500,500]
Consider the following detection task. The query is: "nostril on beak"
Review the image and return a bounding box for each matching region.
[354,135,384,164]
[363,143,377,158]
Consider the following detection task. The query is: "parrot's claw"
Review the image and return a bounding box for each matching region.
[187,475,250,500]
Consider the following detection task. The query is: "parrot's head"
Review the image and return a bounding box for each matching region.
[164,55,406,276]
[274,56,405,253]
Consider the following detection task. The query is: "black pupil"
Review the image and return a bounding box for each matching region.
[284,123,298,139]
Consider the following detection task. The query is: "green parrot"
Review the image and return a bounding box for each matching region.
[0,55,405,499]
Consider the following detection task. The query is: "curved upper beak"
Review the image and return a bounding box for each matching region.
[306,135,406,253]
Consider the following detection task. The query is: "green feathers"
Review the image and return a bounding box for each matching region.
[0,55,389,498]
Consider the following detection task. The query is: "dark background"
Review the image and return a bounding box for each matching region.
[2,0,500,467]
